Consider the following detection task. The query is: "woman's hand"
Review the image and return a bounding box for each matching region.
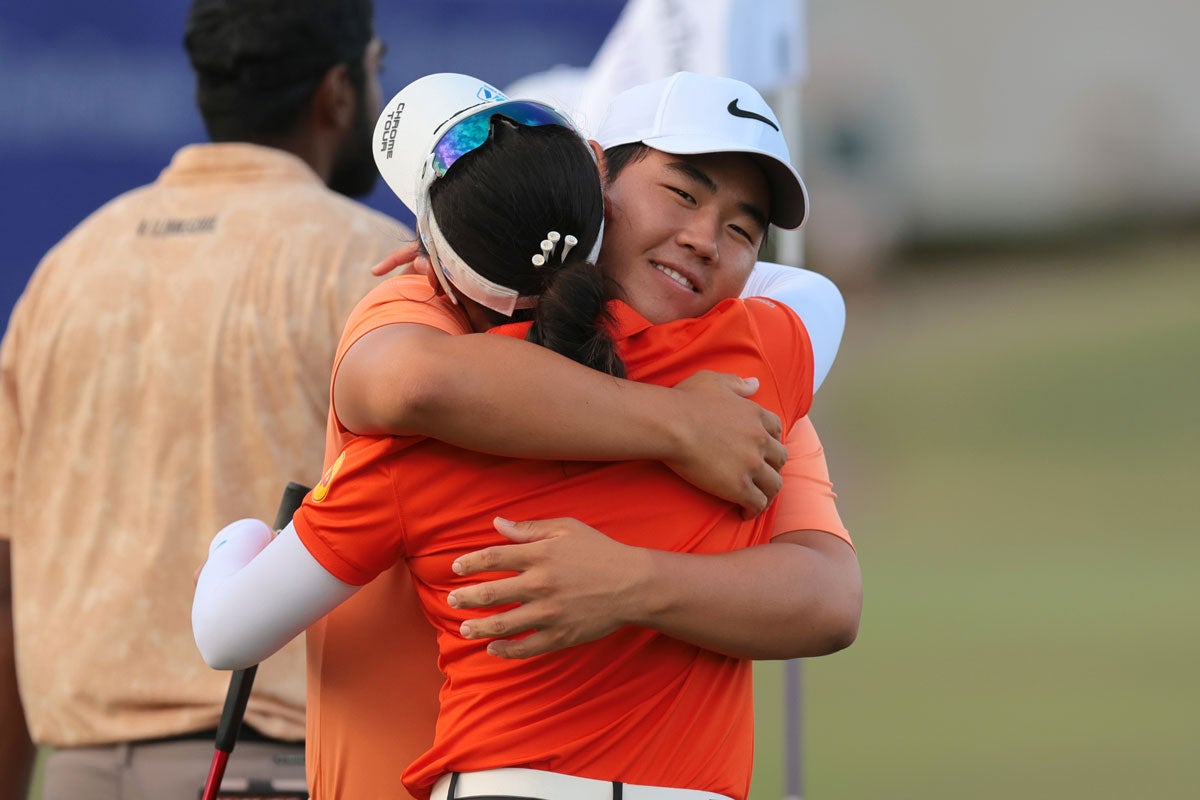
[369,241,426,276]
[665,370,787,518]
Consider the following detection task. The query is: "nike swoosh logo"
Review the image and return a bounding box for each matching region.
[727,99,779,131]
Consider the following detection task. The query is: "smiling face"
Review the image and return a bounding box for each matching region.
[599,148,771,324]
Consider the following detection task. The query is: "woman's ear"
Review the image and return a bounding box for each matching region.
[412,252,434,278]
[589,140,613,220]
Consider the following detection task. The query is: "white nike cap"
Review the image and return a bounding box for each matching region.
[594,71,809,229]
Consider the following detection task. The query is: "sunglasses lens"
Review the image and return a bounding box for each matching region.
[430,102,572,177]
[498,102,571,129]
[430,114,490,177]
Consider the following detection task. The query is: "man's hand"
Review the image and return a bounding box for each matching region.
[446,519,862,662]
[665,371,787,518]
[369,241,428,277]
[448,517,651,659]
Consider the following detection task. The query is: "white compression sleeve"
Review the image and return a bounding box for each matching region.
[192,519,358,670]
[741,262,846,392]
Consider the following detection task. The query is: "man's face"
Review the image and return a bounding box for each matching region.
[600,148,770,324]
[329,38,386,198]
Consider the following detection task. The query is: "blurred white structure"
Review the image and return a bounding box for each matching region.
[801,0,1200,273]
[514,0,1200,281]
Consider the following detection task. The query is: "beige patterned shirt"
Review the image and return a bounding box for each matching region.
[0,143,409,745]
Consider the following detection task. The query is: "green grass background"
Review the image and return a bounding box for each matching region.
[749,236,1199,798]
[28,237,1198,799]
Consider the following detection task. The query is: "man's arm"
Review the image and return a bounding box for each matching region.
[336,322,787,516]
[0,541,34,800]
[446,417,860,660]
[450,518,860,660]
[631,528,859,658]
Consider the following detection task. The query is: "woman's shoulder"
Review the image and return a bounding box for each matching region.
[349,273,470,334]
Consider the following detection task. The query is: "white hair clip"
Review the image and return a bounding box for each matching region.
[532,230,587,267]
[560,234,578,262]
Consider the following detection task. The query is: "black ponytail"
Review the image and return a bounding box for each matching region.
[526,260,625,378]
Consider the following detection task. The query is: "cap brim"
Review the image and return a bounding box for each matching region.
[640,134,809,229]
[374,73,511,214]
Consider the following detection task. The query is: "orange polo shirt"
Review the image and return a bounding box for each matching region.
[303,275,850,800]
[297,292,815,800]
[304,275,466,800]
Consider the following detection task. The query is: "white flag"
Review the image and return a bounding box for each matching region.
[509,0,806,138]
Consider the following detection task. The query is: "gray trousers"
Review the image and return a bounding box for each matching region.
[42,737,306,800]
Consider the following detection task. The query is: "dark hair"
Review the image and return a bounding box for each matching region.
[184,0,374,142]
[601,142,652,186]
[430,119,624,378]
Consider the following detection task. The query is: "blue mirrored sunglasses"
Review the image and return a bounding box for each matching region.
[430,101,575,178]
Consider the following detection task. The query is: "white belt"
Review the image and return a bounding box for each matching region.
[431,768,735,800]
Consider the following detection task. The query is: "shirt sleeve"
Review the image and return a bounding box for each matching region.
[291,436,411,585]
[328,274,471,435]
[335,274,469,365]
[741,262,845,393]
[743,297,814,427]
[770,417,853,548]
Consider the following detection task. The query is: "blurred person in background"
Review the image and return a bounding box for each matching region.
[0,1,405,798]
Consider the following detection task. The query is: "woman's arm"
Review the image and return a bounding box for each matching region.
[192,519,358,670]
[336,323,787,516]
[339,255,843,517]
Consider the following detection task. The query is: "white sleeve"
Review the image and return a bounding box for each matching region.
[192,518,359,671]
[741,262,846,392]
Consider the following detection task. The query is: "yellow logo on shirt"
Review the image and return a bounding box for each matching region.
[312,451,346,503]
